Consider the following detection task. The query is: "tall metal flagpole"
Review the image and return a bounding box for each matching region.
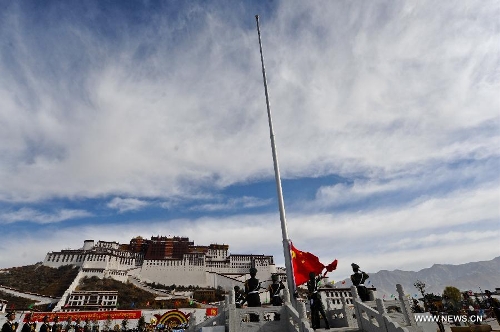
[255,15,297,305]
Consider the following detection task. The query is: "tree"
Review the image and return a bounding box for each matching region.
[414,280,428,310]
[442,286,462,314]
[414,280,426,298]
[411,299,424,313]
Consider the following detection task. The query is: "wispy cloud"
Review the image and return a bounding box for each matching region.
[0,208,92,224]
[0,0,498,274]
[384,230,500,251]
[190,196,272,212]
[0,1,496,202]
[107,197,151,213]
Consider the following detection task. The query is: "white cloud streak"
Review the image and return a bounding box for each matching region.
[0,1,498,274]
[0,183,497,277]
[0,208,91,225]
[107,197,151,213]
[0,1,497,202]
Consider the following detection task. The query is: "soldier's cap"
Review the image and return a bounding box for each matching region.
[234,285,240,290]
[351,263,359,269]
[6,311,15,317]
[43,315,50,321]
[271,274,278,281]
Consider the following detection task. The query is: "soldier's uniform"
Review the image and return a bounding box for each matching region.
[268,275,285,321]
[82,320,90,332]
[234,286,246,308]
[21,314,36,332]
[244,267,261,322]
[350,263,370,302]
[51,317,61,332]
[39,316,50,332]
[2,312,19,332]
[268,275,285,306]
[307,272,330,330]
[73,320,82,332]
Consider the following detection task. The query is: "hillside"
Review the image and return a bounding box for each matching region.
[77,276,156,309]
[76,276,198,310]
[335,256,500,298]
[0,290,40,311]
[0,265,198,310]
[0,264,80,296]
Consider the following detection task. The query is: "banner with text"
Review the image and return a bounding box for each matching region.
[29,311,142,322]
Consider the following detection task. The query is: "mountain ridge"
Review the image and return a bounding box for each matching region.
[334,256,500,298]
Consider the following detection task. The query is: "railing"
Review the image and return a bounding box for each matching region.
[351,284,420,332]
[326,292,358,328]
[188,283,421,332]
[189,288,314,332]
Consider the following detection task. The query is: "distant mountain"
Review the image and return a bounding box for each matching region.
[335,256,500,298]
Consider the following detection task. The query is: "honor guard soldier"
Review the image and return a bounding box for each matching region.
[307,272,330,330]
[21,313,36,332]
[82,319,90,332]
[268,274,285,320]
[39,316,50,332]
[350,263,370,302]
[51,317,61,332]
[2,312,18,332]
[64,318,73,332]
[234,286,246,308]
[244,267,261,322]
[73,319,82,332]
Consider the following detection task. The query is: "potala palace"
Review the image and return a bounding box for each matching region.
[42,236,279,288]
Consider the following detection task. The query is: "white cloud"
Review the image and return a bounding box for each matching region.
[0,1,498,277]
[189,196,272,212]
[0,0,497,202]
[0,208,91,225]
[107,197,151,213]
[385,230,499,251]
[1,183,497,273]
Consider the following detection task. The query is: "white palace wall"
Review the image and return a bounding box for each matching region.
[140,259,208,286]
[43,252,85,269]
[42,239,277,290]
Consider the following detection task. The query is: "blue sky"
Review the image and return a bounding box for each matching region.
[0,0,499,281]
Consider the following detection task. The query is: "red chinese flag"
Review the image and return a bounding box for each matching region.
[205,308,218,316]
[290,242,325,286]
[325,259,338,272]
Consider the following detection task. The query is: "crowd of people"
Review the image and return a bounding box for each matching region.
[2,313,100,332]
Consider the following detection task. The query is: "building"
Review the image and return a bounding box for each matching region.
[319,287,376,309]
[42,236,277,289]
[62,291,118,312]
